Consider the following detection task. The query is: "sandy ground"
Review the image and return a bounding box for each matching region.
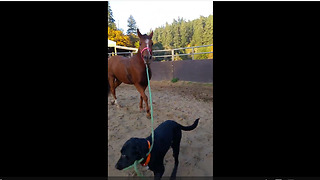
[108,81,213,177]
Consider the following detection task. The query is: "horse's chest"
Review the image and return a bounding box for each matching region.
[131,70,149,83]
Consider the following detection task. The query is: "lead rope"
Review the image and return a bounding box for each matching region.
[123,63,154,177]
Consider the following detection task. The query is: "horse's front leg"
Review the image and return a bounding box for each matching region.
[135,84,150,118]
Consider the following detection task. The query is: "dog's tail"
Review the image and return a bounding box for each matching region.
[180,118,199,131]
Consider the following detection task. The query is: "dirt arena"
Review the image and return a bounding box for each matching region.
[108,81,213,177]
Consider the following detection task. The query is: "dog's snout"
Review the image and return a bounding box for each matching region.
[115,162,123,170]
[115,162,121,170]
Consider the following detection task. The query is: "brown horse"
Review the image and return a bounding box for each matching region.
[108,29,153,118]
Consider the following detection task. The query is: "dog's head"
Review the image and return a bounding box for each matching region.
[115,138,146,170]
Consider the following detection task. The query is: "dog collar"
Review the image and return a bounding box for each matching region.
[141,140,151,166]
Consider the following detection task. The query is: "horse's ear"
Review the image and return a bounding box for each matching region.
[149,31,153,39]
[137,29,142,38]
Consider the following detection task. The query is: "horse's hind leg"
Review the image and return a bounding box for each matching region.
[109,77,122,108]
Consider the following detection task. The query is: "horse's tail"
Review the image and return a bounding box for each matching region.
[180,118,200,131]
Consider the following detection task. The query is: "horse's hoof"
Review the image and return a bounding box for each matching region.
[111,101,115,105]
[116,104,122,108]
[146,114,151,119]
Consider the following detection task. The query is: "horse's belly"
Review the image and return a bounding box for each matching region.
[112,71,134,84]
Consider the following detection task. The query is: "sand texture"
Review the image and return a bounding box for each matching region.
[108,81,213,177]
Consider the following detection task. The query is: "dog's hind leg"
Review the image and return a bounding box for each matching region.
[153,165,165,180]
[170,131,182,180]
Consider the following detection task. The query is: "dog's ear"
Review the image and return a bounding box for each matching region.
[135,139,148,159]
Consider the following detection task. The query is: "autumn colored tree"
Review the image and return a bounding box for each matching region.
[108,27,131,47]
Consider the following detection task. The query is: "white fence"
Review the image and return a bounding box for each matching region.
[108,44,213,61]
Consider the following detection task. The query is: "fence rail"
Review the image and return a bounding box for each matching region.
[108,44,213,61]
[153,44,213,61]
[108,52,134,57]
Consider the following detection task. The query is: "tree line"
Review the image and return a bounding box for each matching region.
[108,2,213,60]
[152,15,213,60]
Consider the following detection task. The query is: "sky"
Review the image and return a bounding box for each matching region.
[109,1,213,34]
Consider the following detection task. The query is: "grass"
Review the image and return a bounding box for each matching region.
[171,77,179,83]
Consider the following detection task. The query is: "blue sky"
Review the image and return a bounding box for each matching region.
[109,1,213,34]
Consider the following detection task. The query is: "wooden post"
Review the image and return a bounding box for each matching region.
[114,46,117,56]
[172,49,174,61]
[192,47,194,60]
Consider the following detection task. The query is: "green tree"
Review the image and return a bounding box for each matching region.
[191,16,206,46]
[203,15,213,45]
[127,15,137,35]
[152,15,213,60]
[172,19,181,48]
[129,33,139,48]
[163,22,173,49]
[180,20,188,47]
[108,2,116,30]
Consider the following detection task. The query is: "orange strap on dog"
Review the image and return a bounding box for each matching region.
[141,140,151,166]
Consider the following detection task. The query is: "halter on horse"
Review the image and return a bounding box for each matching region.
[108,29,153,118]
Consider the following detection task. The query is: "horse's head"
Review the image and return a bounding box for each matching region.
[137,29,153,64]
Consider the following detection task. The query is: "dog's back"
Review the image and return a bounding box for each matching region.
[153,118,199,133]
[148,119,199,141]
[146,119,199,159]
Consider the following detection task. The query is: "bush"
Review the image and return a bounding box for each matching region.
[171,77,179,83]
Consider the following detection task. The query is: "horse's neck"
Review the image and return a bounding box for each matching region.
[132,53,146,66]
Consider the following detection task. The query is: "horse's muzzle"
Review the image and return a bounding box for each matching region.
[143,55,152,60]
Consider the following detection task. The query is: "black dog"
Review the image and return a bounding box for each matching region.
[115,118,199,179]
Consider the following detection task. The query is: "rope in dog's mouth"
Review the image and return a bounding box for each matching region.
[122,63,154,177]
